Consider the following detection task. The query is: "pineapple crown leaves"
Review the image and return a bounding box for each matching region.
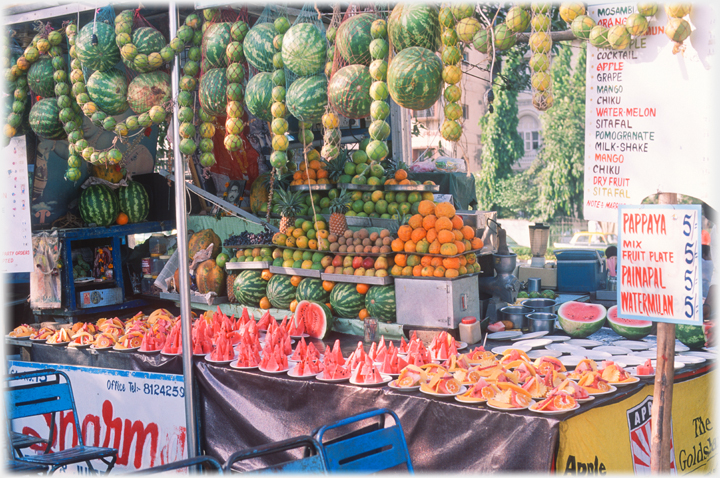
[323,151,348,181]
[275,188,305,217]
[328,187,352,215]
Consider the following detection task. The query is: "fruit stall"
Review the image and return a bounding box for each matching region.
[3,1,715,474]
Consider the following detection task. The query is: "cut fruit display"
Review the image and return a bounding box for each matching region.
[557,301,607,338]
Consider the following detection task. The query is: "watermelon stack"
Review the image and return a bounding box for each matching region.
[266,274,297,310]
[329,283,366,318]
[327,65,372,119]
[202,22,232,70]
[245,72,274,121]
[336,13,376,66]
[281,23,327,77]
[365,285,396,322]
[233,270,268,307]
[27,56,56,98]
[28,98,65,140]
[198,68,227,117]
[387,47,443,110]
[127,71,172,114]
[117,180,149,223]
[296,279,330,303]
[79,184,119,227]
[244,23,276,72]
[75,22,121,72]
[286,75,328,123]
[86,68,129,116]
[388,3,441,52]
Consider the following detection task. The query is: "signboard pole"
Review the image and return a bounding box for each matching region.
[650,192,676,473]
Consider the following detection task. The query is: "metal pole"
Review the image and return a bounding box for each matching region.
[169,1,198,459]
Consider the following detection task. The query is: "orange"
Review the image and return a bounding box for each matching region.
[290,275,303,287]
[466,253,477,265]
[421,255,432,267]
[453,229,464,242]
[415,238,430,253]
[261,269,274,281]
[317,229,329,239]
[437,229,455,244]
[459,255,468,267]
[440,243,458,256]
[425,228,438,244]
[391,238,405,252]
[428,240,441,254]
[299,162,307,171]
[293,171,302,180]
[397,225,412,242]
[116,212,129,225]
[458,265,468,275]
[306,168,317,180]
[356,284,370,294]
[451,215,464,230]
[434,217,453,231]
[390,265,403,276]
[408,214,423,229]
[463,239,473,252]
[322,280,335,292]
[443,257,460,270]
[410,228,426,243]
[435,202,456,218]
[401,266,413,276]
[309,159,321,170]
[289,300,298,313]
[421,265,435,277]
[406,254,421,267]
[445,268,459,278]
[461,225,475,240]
[358,308,369,320]
[316,169,329,179]
[471,237,484,249]
[418,200,435,217]
[395,169,408,181]
[454,240,466,254]
[259,297,271,309]
[412,265,423,277]
[394,253,407,267]
[385,178,398,185]
[430,256,443,267]
[399,179,412,185]
[307,239,318,249]
[433,266,446,277]
[404,240,416,253]
[422,214,437,230]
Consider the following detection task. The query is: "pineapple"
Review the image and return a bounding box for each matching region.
[323,150,347,185]
[328,188,352,237]
[275,188,305,234]
[227,273,237,303]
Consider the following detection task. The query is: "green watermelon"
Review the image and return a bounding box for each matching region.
[387,47,443,110]
[266,274,297,309]
[281,23,326,77]
[75,22,121,72]
[327,65,372,119]
[557,301,607,338]
[244,23,276,72]
[117,180,149,223]
[79,184,119,227]
[86,68,129,116]
[28,98,65,140]
[245,72,274,121]
[388,4,441,52]
[202,22,231,69]
[365,285,396,322]
[198,68,227,117]
[27,56,56,98]
[676,324,706,350]
[606,305,653,340]
[127,71,172,114]
[329,282,365,318]
[336,13,376,66]
[233,270,268,307]
[297,300,334,339]
[296,278,330,303]
[286,75,327,123]
[123,27,167,73]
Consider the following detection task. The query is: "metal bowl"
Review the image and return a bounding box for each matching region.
[522,298,557,315]
[498,306,528,331]
[527,313,557,332]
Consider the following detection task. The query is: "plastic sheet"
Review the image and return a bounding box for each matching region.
[30,231,61,309]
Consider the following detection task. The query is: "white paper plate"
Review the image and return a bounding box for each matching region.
[704,346,716,352]
[676,354,705,364]
[513,338,553,349]
[349,375,392,387]
[229,362,259,370]
[510,331,549,341]
[611,376,641,387]
[527,349,562,359]
[486,400,531,411]
[205,353,237,365]
[420,385,467,398]
[544,335,572,342]
[258,366,291,374]
[455,394,486,404]
[547,343,587,354]
[388,380,420,391]
[593,345,633,355]
[491,344,532,355]
[576,396,595,403]
[287,368,318,379]
[47,341,71,347]
[529,402,580,415]
[650,359,685,370]
[633,350,658,358]
[90,345,113,351]
[650,344,690,352]
[137,348,162,354]
[613,355,647,366]
[487,331,523,340]
[611,340,651,351]
[571,350,612,361]
[681,351,715,360]
[585,385,617,396]
[316,372,350,383]
[160,351,182,357]
[113,345,139,352]
[456,341,468,350]
[68,342,92,349]
[567,339,602,347]
[626,366,655,378]
[559,355,585,367]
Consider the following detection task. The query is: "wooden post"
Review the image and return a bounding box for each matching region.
[650,192,677,473]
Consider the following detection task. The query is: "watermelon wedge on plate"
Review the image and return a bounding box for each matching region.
[296,301,334,339]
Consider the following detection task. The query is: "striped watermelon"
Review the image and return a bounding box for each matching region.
[244,23,276,72]
[198,68,227,117]
[28,98,65,139]
[328,65,372,119]
[296,278,330,303]
[388,4,441,52]
[117,180,149,223]
[123,27,167,72]
[266,274,297,309]
[202,22,231,69]
[281,23,326,77]
[87,68,129,116]
[75,22,121,72]
[233,270,268,307]
[365,285,396,322]
[27,56,56,98]
[127,71,171,114]
[387,47,443,110]
[297,300,334,339]
[286,75,327,123]
[245,72,274,121]
[336,13,376,66]
[79,184,119,227]
[329,282,366,318]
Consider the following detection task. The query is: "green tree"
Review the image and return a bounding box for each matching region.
[476,48,526,210]
[536,41,587,219]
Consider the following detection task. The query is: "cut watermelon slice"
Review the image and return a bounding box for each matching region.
[557,301,606,338]
[296,300,334,339]
[607,305,653,340]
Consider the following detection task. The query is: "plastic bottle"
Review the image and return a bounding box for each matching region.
[459,316,482,345]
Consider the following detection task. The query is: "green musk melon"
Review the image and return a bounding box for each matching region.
[198,68,227,117]
[296,278,330,303]
[336,13,376,66]
[86,68,129,116]
[244,23,276,72]
[266,274,297,309]
[557,301,607,338]
[281,22,326,77]
[196,259,226,295]
[675,324,706,350]
[79,184,119,227]
[28,98,65,140]
[127,71,172,114]
[245,72,274,121]
[233,270,268,307]
[388,3,441,52]
[286,75,327,123]
[202,22,232,69]
[296,300,334,339]
[27,56,56,98]
[387,47,443,111]
[117,180,149,223]
[327,65,372,119]
[75,22,121,72]
[606,305,653,340]
[188,228,222,260]
[329,282,366,318]
[365,285,396,322]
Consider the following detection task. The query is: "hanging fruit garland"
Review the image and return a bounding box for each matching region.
[365,17,390,165]
[269,16,289,172]
[662,4,693,54]
[528,3,553,111]
[224,19,249,152]
[437,6,462,142]
[320,24,341,170]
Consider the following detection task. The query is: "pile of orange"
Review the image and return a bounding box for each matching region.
[289,150,331,186]
[389,200,483,278]
[383,168,436,187]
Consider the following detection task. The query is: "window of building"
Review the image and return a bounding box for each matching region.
[518,115,541,153]
[414,105,435,118]
[462,104,468,119]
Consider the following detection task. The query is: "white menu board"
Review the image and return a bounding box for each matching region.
[0,136,33,273]
[617,204,702,325]
[584,3,716,222]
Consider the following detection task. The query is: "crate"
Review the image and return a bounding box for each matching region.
[394,275,479,329]
[555,249,604,293]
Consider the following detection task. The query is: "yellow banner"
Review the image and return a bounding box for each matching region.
[557,371,716,474]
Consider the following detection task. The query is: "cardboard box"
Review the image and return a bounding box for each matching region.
[518,266,557,289]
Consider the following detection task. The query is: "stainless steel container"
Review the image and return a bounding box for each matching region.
[527,313,557,332]
[522,298,557,314]
[527,277,541,293]
[498,306,528,330]
[395,275,480,328]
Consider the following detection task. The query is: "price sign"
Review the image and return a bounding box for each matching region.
[617,204,703,325]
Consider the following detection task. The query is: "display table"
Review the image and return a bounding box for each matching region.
[408,172,478,209]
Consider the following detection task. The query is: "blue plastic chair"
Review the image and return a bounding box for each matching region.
[313,408,413,473]
[224,435,326,473]
[4,369,118,474]
[131,455,224,474]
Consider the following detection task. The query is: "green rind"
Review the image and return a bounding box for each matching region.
[327,65,372,119]
[127,71,172,115]
[27,56,56,98]
[198,68,228,117]
[329,282,366,318]
[28,98,65,140]
[365,285,396,322]
[233,270,268,307]
[86,68,129,116]
[336,13,376,66]
[202,22,232,69]
[387,47,443,111]
[286,75,328,123]
[266,274,297,309]
[117,180,149,223]
[244,23,276,72]
[296,278,330,303]
[76,22,121,72]
[557,301,607,338]
[79,184,119,227]
[388,3,441,52]
[676,324,706,350]
[245,72,274,121]
[281,23,326,77]
[606,305,653,340]
[297,300,334,339]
